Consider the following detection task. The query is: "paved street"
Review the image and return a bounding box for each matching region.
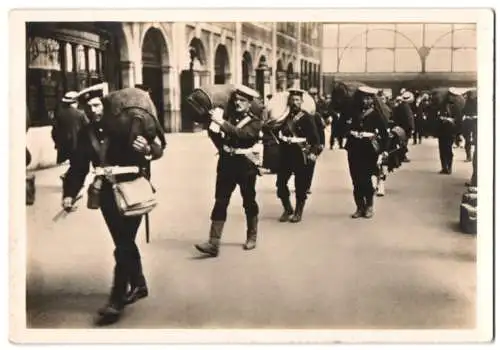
[26,131,476,329]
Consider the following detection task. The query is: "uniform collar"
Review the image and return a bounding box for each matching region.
[232,111,247,123]
[91,119,105,131]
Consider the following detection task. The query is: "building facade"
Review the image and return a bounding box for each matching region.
[26,21,322,169]
[320,23,477,95]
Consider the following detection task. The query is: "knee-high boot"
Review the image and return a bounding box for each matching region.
[194,221,225,257]
[243,216,258,250]
[351,192,365,218]
[364,195,374,219]
[290,199,305,223]
[279,197,294,222]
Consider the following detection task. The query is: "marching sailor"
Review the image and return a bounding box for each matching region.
[195,85,263,257]
[61,83,164,325]
[346,86,389,219]
[274,89,322,223]
[437,87,464,174]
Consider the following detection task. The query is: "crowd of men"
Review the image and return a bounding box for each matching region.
[25,79,477,327]
[308,86,477,175]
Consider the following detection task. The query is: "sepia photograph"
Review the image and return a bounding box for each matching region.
[9,8,494,344]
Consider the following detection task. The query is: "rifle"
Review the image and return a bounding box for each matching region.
[145,213,150,244]
[52,194,83,222]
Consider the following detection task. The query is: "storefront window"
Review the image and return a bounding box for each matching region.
[28,37,61,70]
[27,24,116,128]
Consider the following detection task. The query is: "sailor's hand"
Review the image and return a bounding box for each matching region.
[133,136,151,154]
[210,107,225,125]
[62,197,74,212]
[308,153,317,162]
[377,152,388,166]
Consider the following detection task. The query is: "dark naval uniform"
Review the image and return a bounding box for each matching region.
[275,90,321,223]
[437,90,464,174]
[305,105,326,193]
[346,87,389,219]
[462,91,477,163]
[195,86,263,257]
[63,85,164,325]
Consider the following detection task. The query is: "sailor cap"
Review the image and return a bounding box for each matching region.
[234,84,260,100]
[402,91,414,101]
[448,87,463,96]
[287,88,307,97]
[358,85,379,95]
[61,91,79,103]
[77,82,109,103]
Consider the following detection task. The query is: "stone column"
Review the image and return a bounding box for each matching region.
[271,22,278,94]
[235,23,242,85]
[172,22,186,132]
[168,66,180,132]
[208,32,215,85]
[294,24,302,89]
[161,65,172,132]
[120,60,135,88]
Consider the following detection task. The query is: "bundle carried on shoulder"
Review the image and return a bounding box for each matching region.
[185,84,265,125]
[101,87,167,149]
[328,80,366,114]
[265,90,316,126]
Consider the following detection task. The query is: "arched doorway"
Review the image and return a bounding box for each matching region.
[141,27,169,130]
[242,51,253,87]
[286,62,295,88]
[214,44,230,84]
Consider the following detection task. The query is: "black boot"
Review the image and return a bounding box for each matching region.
[123,253,148,305]
[351,194,365,218]
[195,221,224,257]
[279,197,294,222]
[243,216,258,250]
[364,195,374,219]
[96,263,127,326]
[290,200,305,223]
[95,303,124,326]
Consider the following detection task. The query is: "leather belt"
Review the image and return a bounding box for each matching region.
[222,144,258,155]
[349,131,376,139]
[278,131,307,144]
[93,166,140,176]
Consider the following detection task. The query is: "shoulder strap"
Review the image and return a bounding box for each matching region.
[87,127,110,166]
[236,115,252,129]
[287,111,305,137]
[293,111,305,123]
